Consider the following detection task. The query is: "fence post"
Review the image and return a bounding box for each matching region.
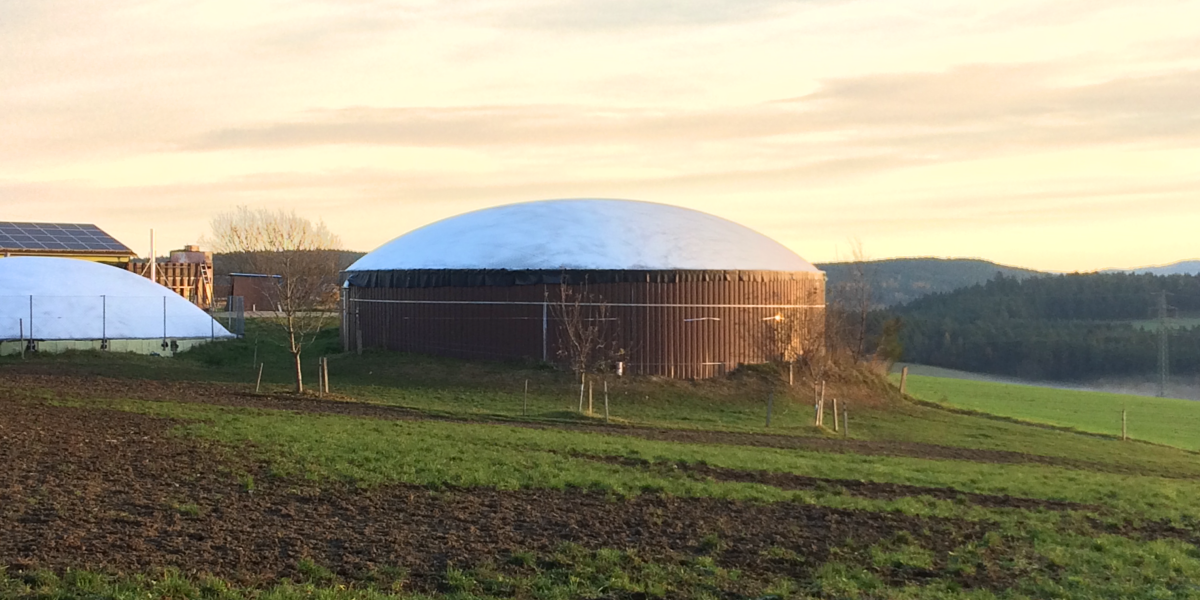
[843,405,849,438]
[833,398,839,432]
[19,318,24,359]
[162,295,168,351]
[355,305,363,355]
[899,366,909,396]
[1122,409,1127,441]
[523,379,529,416]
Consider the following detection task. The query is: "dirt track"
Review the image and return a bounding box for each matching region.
[0,391,1020,592]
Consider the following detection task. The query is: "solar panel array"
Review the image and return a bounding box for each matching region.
[0,222,134,254]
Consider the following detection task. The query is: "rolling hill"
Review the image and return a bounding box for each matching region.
[816,257,1042,307]
[1108,260,1200,276]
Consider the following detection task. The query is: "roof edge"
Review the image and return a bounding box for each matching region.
[346,268,825,288]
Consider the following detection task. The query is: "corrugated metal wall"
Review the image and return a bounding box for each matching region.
[344,273,824,379]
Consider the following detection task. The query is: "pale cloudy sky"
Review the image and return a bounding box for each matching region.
[2,0,1198,271]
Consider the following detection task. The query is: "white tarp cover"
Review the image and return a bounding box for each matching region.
[348,198,818,273]
[0,256,233,340]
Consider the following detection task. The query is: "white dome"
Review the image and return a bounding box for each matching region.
[0,257,233,340]
[349,199,818,272]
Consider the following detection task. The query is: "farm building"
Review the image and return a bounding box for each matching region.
[0,222,216,308]
[342,199,825,378]
[0,256,234,356]
[230,273,283,312]
[0,221,137,265]
[124,244,216,309]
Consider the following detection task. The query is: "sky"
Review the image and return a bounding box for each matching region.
[1,0,1198,272]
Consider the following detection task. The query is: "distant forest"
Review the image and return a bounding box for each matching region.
[817,258,1040,307]
[883,273,1200,381]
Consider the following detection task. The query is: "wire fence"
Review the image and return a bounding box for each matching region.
[0,295,245,341]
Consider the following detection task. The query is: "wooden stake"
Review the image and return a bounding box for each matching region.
[578,374,585,412]
[588,379,594,416]
[524,379,529,416]
[1122,408,1127,441]
[788,362,794,386]
[899,366,909,396]
[843,406,848,438]
[766,391,774,427]
[317,358,324,398]
[816,381,826,427]
[604,379,610,423]
[255,362,264,394]
[323,357,330,393]
[833,398,839,432]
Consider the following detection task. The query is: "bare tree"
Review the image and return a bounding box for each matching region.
[848,240,873,359]
[206,207,343,393]
[552,281,622,376]
[827,239,874,362]
[551,280,626,413]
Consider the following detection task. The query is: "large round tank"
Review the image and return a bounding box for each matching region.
[344,199,825,378]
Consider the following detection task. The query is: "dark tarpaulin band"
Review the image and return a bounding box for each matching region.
[345,269,824,289]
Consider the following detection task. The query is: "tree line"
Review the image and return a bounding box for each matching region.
[877,272,1200,380]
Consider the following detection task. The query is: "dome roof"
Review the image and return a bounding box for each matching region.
[0,257,233,340]
[348,199,818,272]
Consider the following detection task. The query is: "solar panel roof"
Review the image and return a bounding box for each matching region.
[0,222,135,255]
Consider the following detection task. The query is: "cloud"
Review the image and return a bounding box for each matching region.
[182,62,1200,179]
[495,0,818,31]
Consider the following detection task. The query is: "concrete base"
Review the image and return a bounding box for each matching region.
[0,337,219,357]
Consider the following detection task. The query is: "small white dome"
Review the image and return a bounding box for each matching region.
[349,199,817,272]
[0,257,233,340]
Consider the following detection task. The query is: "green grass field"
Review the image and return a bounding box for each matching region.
[9,324,1200,598]
[900,374,1200,451]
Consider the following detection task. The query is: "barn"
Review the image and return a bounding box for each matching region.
[342,199,825,378]
[0,256,234,356]
[0,221,136,265]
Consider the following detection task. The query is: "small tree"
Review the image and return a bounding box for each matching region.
[827,239,874,362]
[207,207,343,393]
[551,280,625,411]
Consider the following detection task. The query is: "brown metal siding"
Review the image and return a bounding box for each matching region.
[344,273,824,379]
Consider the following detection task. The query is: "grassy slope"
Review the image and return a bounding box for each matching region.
[901,374,1200,451]
[7,322,1200,479]
[15,392,1200,599]
[11,325,1200,597]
